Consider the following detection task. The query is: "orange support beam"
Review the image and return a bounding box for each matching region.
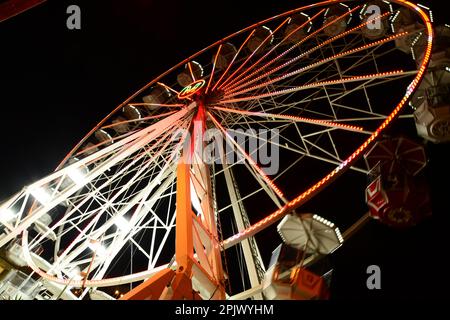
[175,159,195,275]
[191,102,226,299]
[120,268,175,300]
[123,160,196,300]
[123,103,226,300]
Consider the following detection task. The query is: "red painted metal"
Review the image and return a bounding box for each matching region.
[365,138,431,228]
[365,174,432,228]
[0,0,46,23]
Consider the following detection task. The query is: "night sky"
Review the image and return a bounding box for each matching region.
[0,0,446,299]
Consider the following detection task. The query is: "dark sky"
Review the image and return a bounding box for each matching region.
[0,0,446,299]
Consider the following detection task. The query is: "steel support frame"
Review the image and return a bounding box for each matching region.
[124,102,226,300]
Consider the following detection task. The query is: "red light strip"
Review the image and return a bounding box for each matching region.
[211,106,365,132]
[220,70,410,104]
[222,6,371,93]
[225,31,408,97]
[205,44,223,94]
[211,30,257,92]
[220,10,326,92]
[216,18,290,91]
[221,0,434,250]
[208,111,285,199]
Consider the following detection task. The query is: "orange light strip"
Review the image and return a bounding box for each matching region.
[223,5,370,93]
[56,2,367,172]
[187,62,196,82]
[129,103,186,108]
[205,44,223,94]
[225,13,394,93]
[221,0,434,250]
[225,31,408,97]
[211,106,364,132]
[208,111,285,199]
[211,29,257,92]
[74,130,138,158]
[216,18,291,91]
[220,70,409,104]
[101,110,178,130]
[156,82,180,95]
[220,9,326,92]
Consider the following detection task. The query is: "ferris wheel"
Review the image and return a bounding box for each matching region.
[0,0,434,300]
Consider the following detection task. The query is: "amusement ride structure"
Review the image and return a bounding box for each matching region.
[0,0,446,300]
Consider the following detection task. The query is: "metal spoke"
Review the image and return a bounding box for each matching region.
[220,70,415,104]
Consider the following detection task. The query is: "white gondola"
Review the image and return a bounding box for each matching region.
[142,85,172,111]
[122,104,141,120]
[412,25,450,143]
[177,61,204,87]
[247,26,273,53]
[277,213,344,255]
[323,4,352,37]
[94,129,114,146]
[360,0,393,39]
[392,7,427,55]
[262,244,333,300]
[80,142,98,156]
[213,42,237,70]
[284,13,312,44]
[110,116,129,134]
[108,105,142,134]
[0,270,41,300]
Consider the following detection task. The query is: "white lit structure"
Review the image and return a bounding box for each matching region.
[277,213,344,255]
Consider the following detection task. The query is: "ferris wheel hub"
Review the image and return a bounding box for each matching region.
[177,79,225,107]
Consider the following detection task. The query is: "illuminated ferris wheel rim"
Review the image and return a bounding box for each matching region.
[11,0,433,290]
[54,0,427,170]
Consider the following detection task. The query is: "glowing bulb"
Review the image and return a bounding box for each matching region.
[88,240,107,257]
[67,167,87,187]
[30,187,52,205]
[0,208,16,223]
[69,267,83,281]
[115,216,131,232]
